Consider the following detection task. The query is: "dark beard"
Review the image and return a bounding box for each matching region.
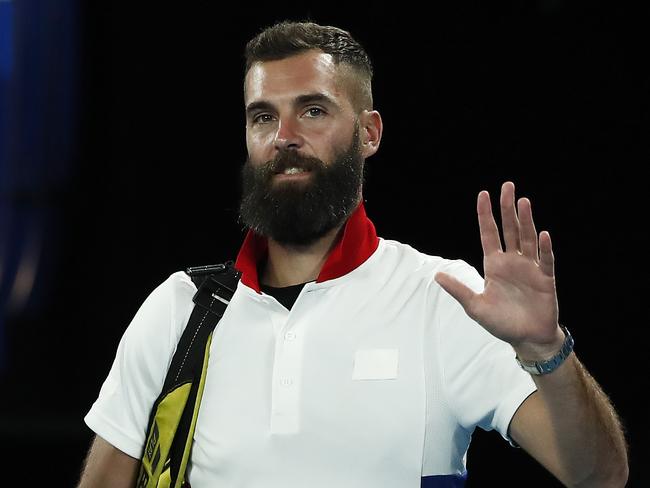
[239,126,364,246]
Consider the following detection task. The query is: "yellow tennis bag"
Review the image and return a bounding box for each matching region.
[136,262,240,488]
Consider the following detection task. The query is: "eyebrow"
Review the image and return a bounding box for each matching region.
[245,93,339,117]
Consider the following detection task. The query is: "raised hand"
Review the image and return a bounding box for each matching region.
[434,181,564,358]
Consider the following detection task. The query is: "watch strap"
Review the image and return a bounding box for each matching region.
[515,325,574,376]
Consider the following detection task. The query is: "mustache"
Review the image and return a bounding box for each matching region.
[263,150,325,175]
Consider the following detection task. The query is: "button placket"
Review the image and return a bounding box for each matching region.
[270,310,305,434]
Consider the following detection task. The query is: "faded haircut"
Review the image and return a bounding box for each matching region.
[244,21,374,112]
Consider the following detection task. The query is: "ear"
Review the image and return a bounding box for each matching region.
[359,110,383,159]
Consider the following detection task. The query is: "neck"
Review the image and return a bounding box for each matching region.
[261,225,345,287]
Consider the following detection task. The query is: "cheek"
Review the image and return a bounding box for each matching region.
[246,130,274,155]
[324,130,354,157]
[245,134,262,161]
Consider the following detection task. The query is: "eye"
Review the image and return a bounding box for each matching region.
[304,107,326,118]
[252,113,275,124]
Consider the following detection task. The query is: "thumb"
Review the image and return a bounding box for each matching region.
[434,272,477,312]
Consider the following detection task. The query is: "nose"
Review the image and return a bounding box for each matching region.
[273,118,304,151]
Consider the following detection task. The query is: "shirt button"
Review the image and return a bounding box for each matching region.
[281,378,293,387]
[284,332,296,341]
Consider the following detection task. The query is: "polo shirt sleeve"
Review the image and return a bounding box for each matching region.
[83,272,195,458]
[433,260,537,441]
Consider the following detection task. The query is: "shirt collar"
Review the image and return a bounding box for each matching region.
[234,202,379,293]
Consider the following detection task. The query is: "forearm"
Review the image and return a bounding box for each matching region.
[511,353,628,487]
[77,435,140,488]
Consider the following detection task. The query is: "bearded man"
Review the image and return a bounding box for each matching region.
[77,21,628,488]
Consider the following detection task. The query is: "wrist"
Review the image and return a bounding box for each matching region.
[515,325,574,376]
[513,325,566,361]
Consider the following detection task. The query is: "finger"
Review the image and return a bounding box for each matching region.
[539,231,555,277]
[517,197,539,262]
[500,181,521,253]
[478,190,503,256]
[434,272,479,315]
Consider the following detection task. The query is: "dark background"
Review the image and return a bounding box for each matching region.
[0,2,647,486]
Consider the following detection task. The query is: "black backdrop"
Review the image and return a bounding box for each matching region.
[0,2,647,486]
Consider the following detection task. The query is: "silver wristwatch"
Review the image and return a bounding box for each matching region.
[515,325,574,376]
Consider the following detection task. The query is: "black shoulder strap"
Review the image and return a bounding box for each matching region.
[186,262,239,290]
[168,261,240,483]
[163,261,240,391]
[139,261,240,488]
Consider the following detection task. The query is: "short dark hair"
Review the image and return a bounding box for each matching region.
[244,21,374,111]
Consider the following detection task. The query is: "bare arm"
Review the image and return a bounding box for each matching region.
[435,182,628,486]
[77,435,140,488]
[509,355,628,487]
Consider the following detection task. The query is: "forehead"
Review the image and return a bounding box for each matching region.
[244,50,349,107]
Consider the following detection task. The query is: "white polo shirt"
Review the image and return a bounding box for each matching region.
[85,203,536,487]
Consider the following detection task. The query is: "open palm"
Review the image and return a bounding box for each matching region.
[435,182,561,352]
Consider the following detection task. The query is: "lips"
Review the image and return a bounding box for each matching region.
[271,162,313,178]
[277,167,309,175]
[269,150,320,177]
[273,168,312,181]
